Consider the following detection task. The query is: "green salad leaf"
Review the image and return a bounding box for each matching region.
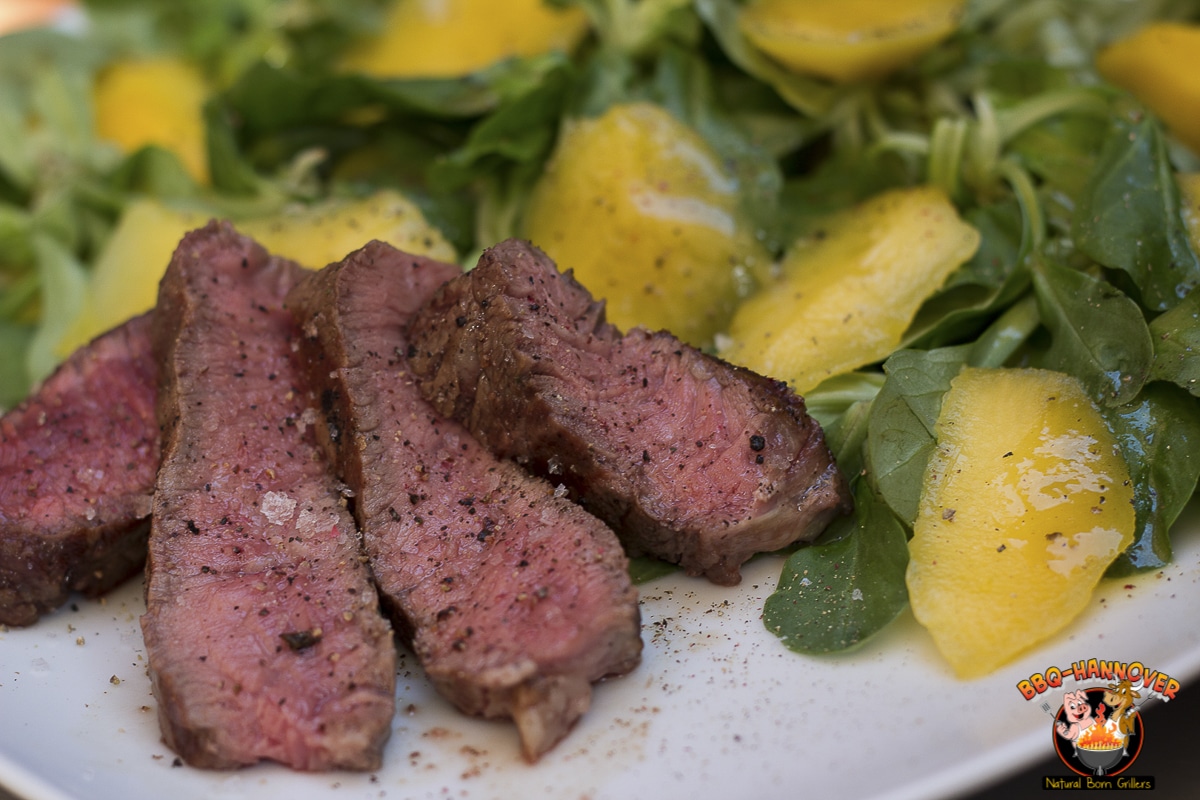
[1104,383,1200,575]
[1030,254,1153,406]
[903,198,1028,349]
[26,233,88,384]
[0,322,34,409]
[866,346,970,527]
[627,555,680,585]
[1074,114,1200,312]
[1149,288,1200,395]
[763,480,909,655]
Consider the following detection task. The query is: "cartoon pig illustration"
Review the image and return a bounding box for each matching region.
[1056,690,1106,742]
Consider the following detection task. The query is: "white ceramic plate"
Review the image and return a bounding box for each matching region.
[3,502,1199,800]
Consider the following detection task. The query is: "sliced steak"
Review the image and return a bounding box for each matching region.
[407,239,853,586]
[286,240,641,761]
[0,313,157,627]
[143,221,395,771]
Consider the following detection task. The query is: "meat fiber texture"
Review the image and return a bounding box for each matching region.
[408,239,853,586]
[0,312,158,627]
[286,240,642,761]
[143,221,396,771]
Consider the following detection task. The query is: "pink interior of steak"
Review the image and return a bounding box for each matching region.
[0,312,158,626]
[407,239,852,585]
[287,241,642,760]
[142,221,395,771]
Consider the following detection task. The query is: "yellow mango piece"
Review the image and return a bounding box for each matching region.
[1097,23,1200,155]
[57,201,208,356]
[57,192,455,356]
[719,186,978,395]
[907,367,1135,679]
[738,0,964,84]
[340,0,590,78]
[522,102,770,345]
[243,192,457,270]
[94,58,211,184]
[1179,173,1200,254]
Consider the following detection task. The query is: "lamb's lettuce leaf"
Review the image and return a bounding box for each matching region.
[903,198,1029,350]
[866,346,970,527]
[26,233,88,385]
[1030,255,1154,406]
[763,480,909,655]
[1073,114,1200,312]
[1149,289,1200,396]
[0,322,34,409]
[1104,383,1200,575]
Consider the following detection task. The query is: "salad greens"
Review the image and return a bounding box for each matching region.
[3,0,1200,659]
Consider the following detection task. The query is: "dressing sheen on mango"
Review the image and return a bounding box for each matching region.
[737,0,965,83]
[719,186,979,395]
[523,102,769,346]
[907,367,1135,679]
[339,0,590,78]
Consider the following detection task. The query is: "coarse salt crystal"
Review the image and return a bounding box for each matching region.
[261,491,297,525]
[296,507,338,537]
[297,407,319,434]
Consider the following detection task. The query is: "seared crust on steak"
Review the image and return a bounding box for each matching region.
[286,240,641,761]
[407,239,853,585]
[143,222,395,771]
[0,313,157,627]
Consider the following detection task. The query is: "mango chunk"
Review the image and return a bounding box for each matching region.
[907,367,1135,679]
[57,192,455,356]
[340,0,590,78]
[1096,23,1200,155]
[93,57,211,184]
[245,191,457,270]
[522,102,770,346]
[57,200,207,357]
[737,0,965,84]
[719,186,978,395]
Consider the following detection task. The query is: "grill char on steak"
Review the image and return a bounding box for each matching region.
[286,240,642,761]
[407,239,853,586]
[0,314,157,627]
[142,221,396,771]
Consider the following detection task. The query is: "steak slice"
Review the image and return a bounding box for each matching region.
[286,240,641,761]
[142,221,395,771]
[0,313,157,627]
[407,239,853,586]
